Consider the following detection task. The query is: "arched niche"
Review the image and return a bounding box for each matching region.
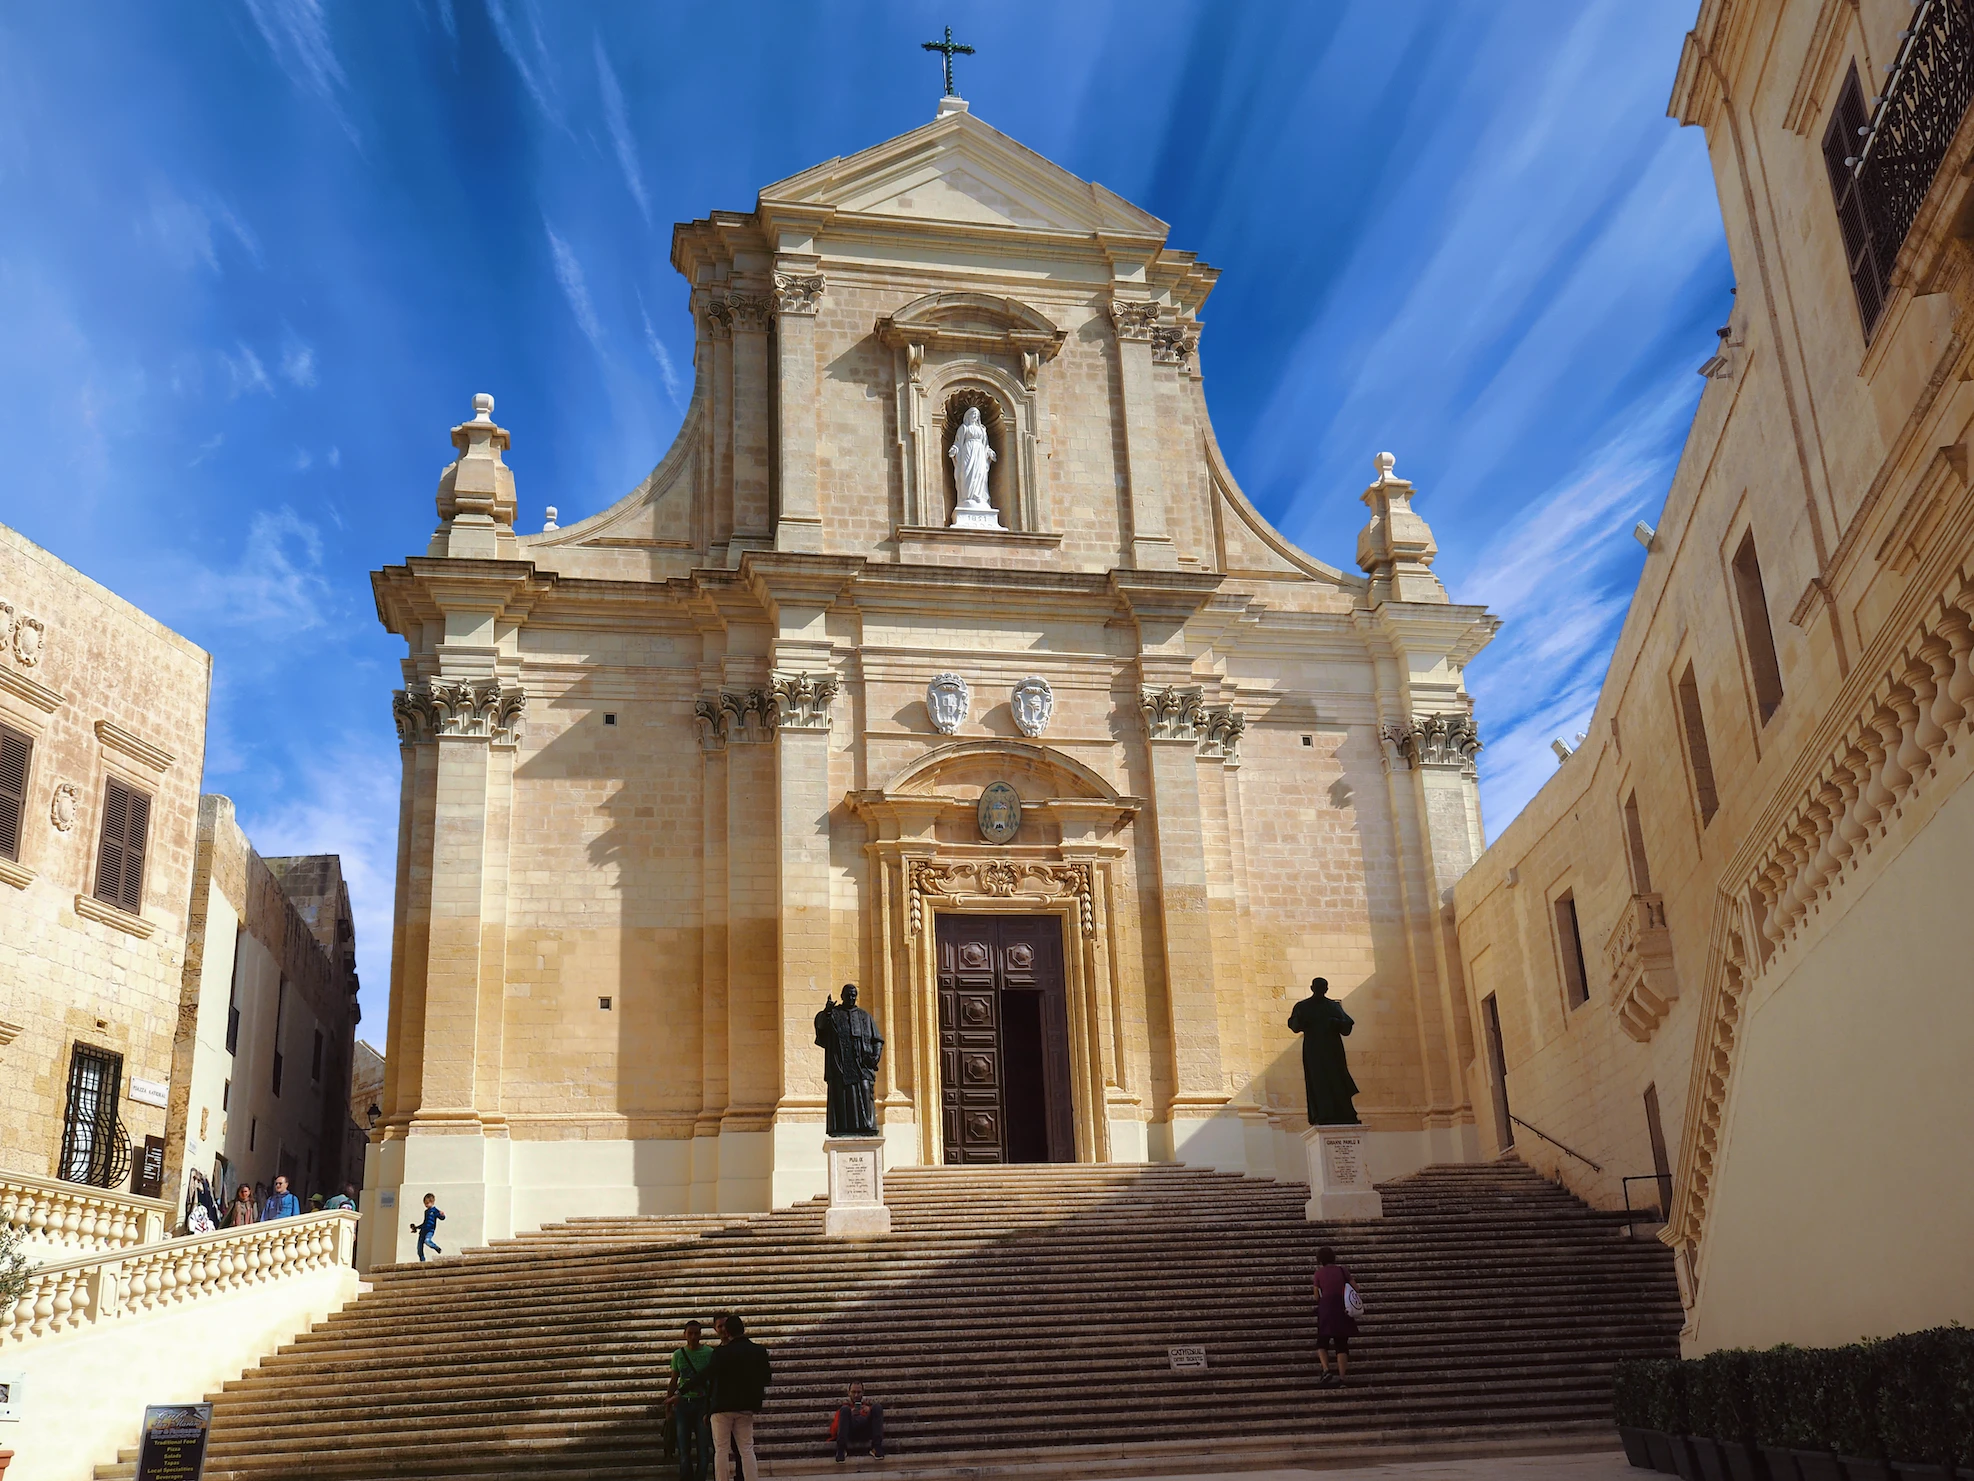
[878,293,1064,536]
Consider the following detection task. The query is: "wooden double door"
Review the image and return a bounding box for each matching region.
[935,914,1075,1163]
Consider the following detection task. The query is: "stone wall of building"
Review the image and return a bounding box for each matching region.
[170,796,360,1214]
[362,104,1498,1264]
[0,521,210,1193]
[1451,0,1974,1353]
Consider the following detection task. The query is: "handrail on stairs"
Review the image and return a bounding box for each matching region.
[1509,1114,1603,1173]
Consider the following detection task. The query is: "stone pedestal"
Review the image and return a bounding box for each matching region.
[1303,1124,1384,1222]
[823,1136,892,1237]
[950,504,1007,532]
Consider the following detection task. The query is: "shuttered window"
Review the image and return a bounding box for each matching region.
[93,777,151,914]
[0,725,30,862]
[1822,65,1888,337]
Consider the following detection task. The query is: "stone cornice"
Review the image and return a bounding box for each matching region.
[74,892,156,938]
[95,720,175,773]
[0,664,64,714]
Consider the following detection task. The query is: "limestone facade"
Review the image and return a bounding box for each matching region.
[0,521,210,1198]
[366,100,1499,1265]
[170,797,362,1215]
[1451,0,1974,1354]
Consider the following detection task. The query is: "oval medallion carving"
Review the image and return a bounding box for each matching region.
[977,781,1021,845]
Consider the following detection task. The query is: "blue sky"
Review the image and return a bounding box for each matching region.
[0,2,1729,1035]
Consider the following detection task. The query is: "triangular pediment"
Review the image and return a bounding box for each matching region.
[760,109,1166,241]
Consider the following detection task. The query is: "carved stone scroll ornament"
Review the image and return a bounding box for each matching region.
[1140,687,1244,759]
[1106,298,1162,342]
[908,859,1095,938]
[723,294,775,333]
[13,613,45,667]
[0,602,12,654]
[50,781,78,833]
[770,672,839,731]
[1381,713,1482,773]
[772,273,825,316]
[1151,324,1198,368]
[1011,676,1054,738]
[695,690,775,750]
[927,673,970,735]
[392,680,526,745]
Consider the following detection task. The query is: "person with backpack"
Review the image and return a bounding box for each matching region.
[1312,1244,1362,1386]
[706,1313,772,1481]
[665,1319,715,1481]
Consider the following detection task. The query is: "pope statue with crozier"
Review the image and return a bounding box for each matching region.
[815,984,885,1138]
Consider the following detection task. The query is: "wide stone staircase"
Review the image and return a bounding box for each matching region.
[95,1159,1681,1479]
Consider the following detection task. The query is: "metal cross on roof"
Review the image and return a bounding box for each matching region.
[921,25,975,100]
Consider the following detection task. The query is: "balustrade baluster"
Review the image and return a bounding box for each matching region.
[1942,586,1974,723]
[30,1275,56,1337]
[1919,627,1964,744]
[1870,695,1911,827]
[1888,676,1928,787]
[1903,650,1948,767]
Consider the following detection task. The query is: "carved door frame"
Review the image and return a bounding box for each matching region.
[864,845,1130,1169]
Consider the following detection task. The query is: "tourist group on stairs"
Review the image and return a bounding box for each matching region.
[666,1312,774,1481]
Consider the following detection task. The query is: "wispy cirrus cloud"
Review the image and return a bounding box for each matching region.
[546,225,605,351]
[593,36,650,225]
[184,506,334,631]
[486,0,564,130]
[222,343,273,397]
[638,295,683,407]
[241,0,356,140]
[280,331,317,388]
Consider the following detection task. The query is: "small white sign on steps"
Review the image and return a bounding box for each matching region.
[1168,1346,1207,1370]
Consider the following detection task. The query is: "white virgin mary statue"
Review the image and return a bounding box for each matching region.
[948,406,1006,531]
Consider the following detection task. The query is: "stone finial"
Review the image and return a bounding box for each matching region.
[1355,451,1447,605]
[430,392,518,559]
[543,506,559,532]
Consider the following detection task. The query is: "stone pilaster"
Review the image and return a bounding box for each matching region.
[1108,297,1178,570]
[725,294,775,564]
[374,677,525,1264]
[773,271,825,554]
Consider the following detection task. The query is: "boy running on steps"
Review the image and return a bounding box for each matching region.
[410,1193,444,1261]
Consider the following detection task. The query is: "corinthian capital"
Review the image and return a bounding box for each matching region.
[1382,712,1481,773]
[724,294,775,332]
[399,679,527,744]
[1107,298,1161,342]
[773,273,825,316]
[771,671,839,731]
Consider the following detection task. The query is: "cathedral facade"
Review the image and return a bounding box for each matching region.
[365,99,1498,1264]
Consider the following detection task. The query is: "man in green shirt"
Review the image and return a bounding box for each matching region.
[665,1320,715,1481]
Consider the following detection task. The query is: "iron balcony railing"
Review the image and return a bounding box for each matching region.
[1846,0,1974,319]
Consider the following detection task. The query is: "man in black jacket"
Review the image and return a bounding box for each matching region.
[707,1313,772,1481]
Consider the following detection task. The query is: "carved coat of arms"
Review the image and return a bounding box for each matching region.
[927,672,970,735]
[978,781,1021,844]
[1011,676,1054,738]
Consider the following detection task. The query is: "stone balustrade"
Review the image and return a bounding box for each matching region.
[0,1168,170,1256]
[1603,891,1679,1042]
[3,1209,356,1348]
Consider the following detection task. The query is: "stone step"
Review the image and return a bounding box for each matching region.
[124,1160,1678,1479]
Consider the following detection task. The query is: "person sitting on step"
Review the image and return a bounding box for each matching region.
[1312,1243,1360,1387]
[832,1380,885,1463]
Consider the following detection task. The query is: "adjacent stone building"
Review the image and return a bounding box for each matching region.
[1452,0,1974,1354]
[170,799,363,1213]
[0,521,210,1201]
[366,98,1501,1265]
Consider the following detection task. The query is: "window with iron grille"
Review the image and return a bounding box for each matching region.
[0,725,30,862]
[1824,64,1889,336]
[93,776,150,914]
[58,1042,128,1188]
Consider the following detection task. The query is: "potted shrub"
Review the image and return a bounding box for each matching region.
[1636,1358,1692,1474]
[1615,1362,1661,1470]
[1875,1326,1972,1479]
[1693,1349,1769,1481]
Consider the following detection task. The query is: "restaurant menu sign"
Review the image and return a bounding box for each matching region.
[135,1403,211,1481]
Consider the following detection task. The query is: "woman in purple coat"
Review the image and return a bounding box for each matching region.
[1311,1245,1359,1386]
